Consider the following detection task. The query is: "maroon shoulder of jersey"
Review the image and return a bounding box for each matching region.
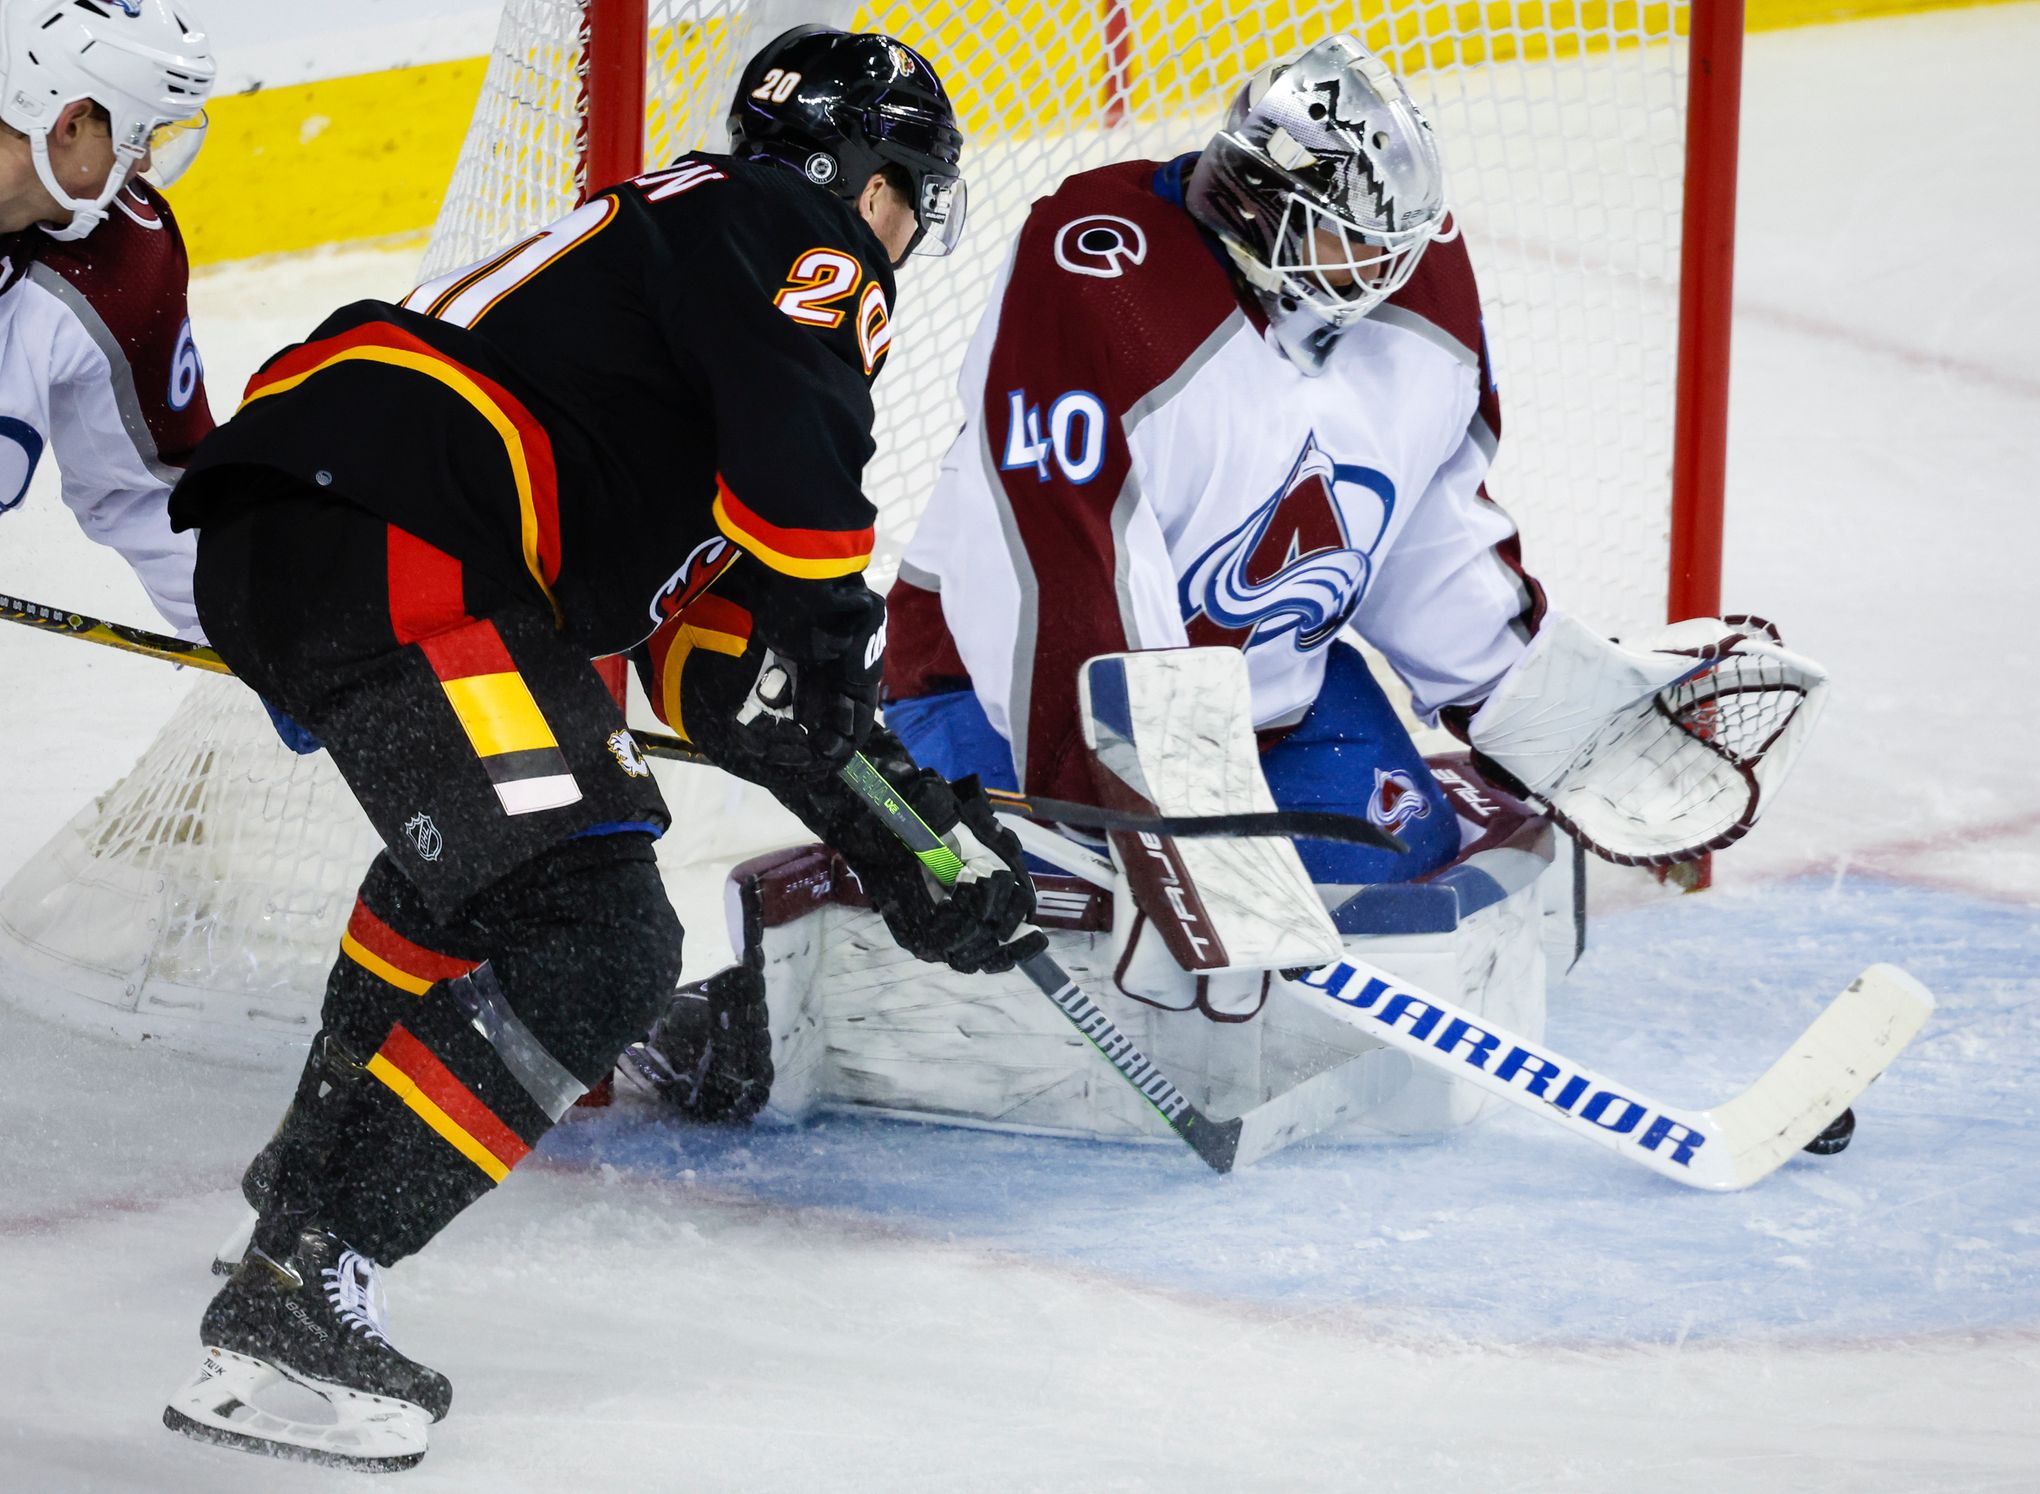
[1381,220,1501,449]
[32,181,213,463]
[993,158,1242,416]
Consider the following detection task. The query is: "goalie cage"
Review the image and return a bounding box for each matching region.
[0,0,1738,1055]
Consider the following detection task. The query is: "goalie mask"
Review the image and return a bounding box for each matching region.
[1186,35,1453,375]
[727,24,966,265]
[0,0,215,242]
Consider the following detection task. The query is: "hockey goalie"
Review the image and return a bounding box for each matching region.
[633,34,1829,1153]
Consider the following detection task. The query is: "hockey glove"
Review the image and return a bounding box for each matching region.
[729,577,886,779]
[820,766,1047,975]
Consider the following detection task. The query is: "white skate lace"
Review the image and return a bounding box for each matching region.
[322,1248,394,1348]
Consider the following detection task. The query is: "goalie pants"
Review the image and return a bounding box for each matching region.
[191,476,685,1264]
[887,640,1460,884]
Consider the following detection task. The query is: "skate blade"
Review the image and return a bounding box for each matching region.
[164,1346,431,1472]
[209,1205,258,1277]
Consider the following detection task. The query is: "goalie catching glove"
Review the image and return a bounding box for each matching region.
[1466,612,1829,866]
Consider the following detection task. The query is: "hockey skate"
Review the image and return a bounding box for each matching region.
[166,1226,451,1472]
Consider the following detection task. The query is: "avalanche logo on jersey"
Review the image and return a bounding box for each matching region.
[1368,767,1433,834]
[1180,433,1394,653]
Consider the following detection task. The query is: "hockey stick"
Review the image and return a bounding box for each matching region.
[835,752,1243,1171]
[0,592,1400,850]
[0,591,233,673]
[1277,956,1932,1189]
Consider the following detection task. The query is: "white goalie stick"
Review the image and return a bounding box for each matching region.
[1006,818,1932,1188]
[1280,957,1932,1189]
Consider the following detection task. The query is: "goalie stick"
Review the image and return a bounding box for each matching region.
[1278,956,1931,1190]
[1011,816,1922,1188]
[0,592,1400,851]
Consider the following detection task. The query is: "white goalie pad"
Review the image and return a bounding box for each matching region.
[1078,649,1341,1007]
[1469,612,1829,866]
[714,756,1571,1154]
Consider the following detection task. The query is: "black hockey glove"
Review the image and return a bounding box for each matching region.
[810,763,1047,975]
[729,576,886,780]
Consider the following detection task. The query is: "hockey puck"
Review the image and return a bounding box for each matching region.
[1802,1107,1855,1156]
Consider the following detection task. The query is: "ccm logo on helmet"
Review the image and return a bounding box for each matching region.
[1054,215,1147,279]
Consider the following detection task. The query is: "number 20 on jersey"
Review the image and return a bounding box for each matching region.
[775,248,891,375]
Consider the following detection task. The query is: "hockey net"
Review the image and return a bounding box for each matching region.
[0,0,1727,1053]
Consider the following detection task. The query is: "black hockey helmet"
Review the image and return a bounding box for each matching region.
[727,25,966,261]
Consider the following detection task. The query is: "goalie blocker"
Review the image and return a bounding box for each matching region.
[633,753,1581,1152]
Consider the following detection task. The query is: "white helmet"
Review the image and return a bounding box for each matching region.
[1187,35,1454,374]
[0,0,215,241]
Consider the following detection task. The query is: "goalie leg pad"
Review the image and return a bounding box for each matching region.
[698,767,1568,1147]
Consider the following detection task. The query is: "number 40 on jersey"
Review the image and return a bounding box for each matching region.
[1001,388,1107,485]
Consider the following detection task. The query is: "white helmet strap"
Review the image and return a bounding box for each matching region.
[27,104,144,242]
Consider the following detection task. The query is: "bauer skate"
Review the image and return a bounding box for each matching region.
[166,1226,450,1471]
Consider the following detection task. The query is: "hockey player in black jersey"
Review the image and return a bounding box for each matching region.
[161,27,1036,1471]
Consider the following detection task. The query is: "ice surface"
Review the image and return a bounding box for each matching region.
[2,8,2038,1490]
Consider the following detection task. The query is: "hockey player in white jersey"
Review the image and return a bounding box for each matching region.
[635,36,1823,1152]
[873,34,1824,1029]
[878,34,1552,1033]
[886,36,1517,899]
[0,0,216,636]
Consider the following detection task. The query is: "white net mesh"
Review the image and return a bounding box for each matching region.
[0,0,1706,1048]
[0,672,380,1055]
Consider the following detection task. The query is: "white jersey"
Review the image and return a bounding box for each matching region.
[885,158,1541,801]
[0,183,212,636]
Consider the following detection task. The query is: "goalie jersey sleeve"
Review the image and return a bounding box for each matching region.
[0,183,213,636]
[887,158,1544,803]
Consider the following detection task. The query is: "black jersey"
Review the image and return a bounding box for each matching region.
[172,154,897,657]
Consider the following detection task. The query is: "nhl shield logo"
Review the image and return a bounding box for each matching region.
[403,811,444,862]
[608,729,651,778]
